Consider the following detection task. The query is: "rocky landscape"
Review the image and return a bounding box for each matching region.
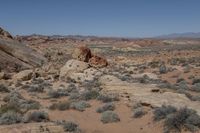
[0,27,200,133]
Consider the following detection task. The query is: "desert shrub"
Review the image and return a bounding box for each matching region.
[139,74,150,84]
[159,64,167,74]
[57,121,81,133]
[0,84,10,93]
[63,121,80,132]
[133,108,146,118]
[97,93,119,103]
[66,83,78,93]
[176,78,185,83]
[70,101,90,112]
[0,103,22,115]
[96,103,115,113]
[164,108,200,133]
[27,84,44,92]
[49,101,71,111]
[0,111,22,125]
[80,90,99,101]
[157,82,178,90]
[192,78,200,85]
[176,81,189,90]
[69,92,80,100]
[17,100,40,111]
[191,83,200,92]
[153,105,177,121]
[24,111,49,122]
[101,111,120,124]
[3,91,40,112]
[48,89,69,98]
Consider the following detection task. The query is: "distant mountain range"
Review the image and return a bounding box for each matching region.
[156,32,200,39]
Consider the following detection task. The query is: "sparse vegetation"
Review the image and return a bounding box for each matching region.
[24,111,49,122]
[70,101,91,112]
[0,111,22,125]
[154,105,200,133]
[153,105,177,121]
[133,108,146,118]
[48,89,69,98]
[80,90,99,101]
[57,121,81,133]
[49,101,71,111]
[101,111,120,123]
[0,84,10,93]
[97,93,119,103]
[96,103,115,113]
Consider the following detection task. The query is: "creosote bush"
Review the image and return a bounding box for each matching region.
[49,101,71,111]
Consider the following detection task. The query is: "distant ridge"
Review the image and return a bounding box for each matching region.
[156,32,200,39]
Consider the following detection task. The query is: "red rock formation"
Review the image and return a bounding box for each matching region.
[72,46,92,62]
[89,55,108,68]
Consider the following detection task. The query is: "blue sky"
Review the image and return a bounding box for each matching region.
[0,0,200,37]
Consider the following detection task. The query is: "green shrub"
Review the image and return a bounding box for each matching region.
[101,111,120,124]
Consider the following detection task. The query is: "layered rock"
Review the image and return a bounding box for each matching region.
[0,28,47,72]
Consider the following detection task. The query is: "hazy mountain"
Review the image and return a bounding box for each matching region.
[156,32,200,39]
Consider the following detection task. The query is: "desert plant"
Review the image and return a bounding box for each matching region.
[97,93,119,103]
[27,84,44,92]
[49,101,71,111]
[24,111,49,122]
[101,111,120,123]
[191,83,200,92]
[133,108,146,118]
[164,108,200,133]
[153,105,177,121]
[192,78,200,85]
[56,121,81,133]
[80,90,99,101]
[159,64,167,74]
[70,101,90,112]
[48,89,69,98]
[0,84,10,93]
[0,111,22,125]
[96,103,115,113]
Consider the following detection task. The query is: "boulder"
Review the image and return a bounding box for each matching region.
[89,55,108,68]
[60,59,89,79]
[13,69,33,81]
[72,46,92,62]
